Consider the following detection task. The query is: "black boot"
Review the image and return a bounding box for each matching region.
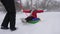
[1,26,9,30]
[10,27,17,31]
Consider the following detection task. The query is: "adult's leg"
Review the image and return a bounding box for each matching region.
[10,12,16,30]
[1,0,10,27]
[1,0,16,30]
[8,0,16,31]
[1,13,10,27]
[6,0,16,29]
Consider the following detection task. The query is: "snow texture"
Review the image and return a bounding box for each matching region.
[0,11,60,34]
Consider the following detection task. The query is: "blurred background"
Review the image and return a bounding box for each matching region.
[0,0,60,12]
[0,0,60,34]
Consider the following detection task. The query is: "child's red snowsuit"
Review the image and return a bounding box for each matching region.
[23,10,44,18]
[31,10,44,18]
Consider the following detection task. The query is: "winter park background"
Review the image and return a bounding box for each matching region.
[0,0,60,34]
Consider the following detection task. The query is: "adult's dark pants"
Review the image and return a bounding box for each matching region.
[1,0,16,28]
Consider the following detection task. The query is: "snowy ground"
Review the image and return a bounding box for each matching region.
[0,11,60,34]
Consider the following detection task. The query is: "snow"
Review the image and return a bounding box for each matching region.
[0,11,60,34]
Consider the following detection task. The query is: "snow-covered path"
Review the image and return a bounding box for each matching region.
[0,11,60,34]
